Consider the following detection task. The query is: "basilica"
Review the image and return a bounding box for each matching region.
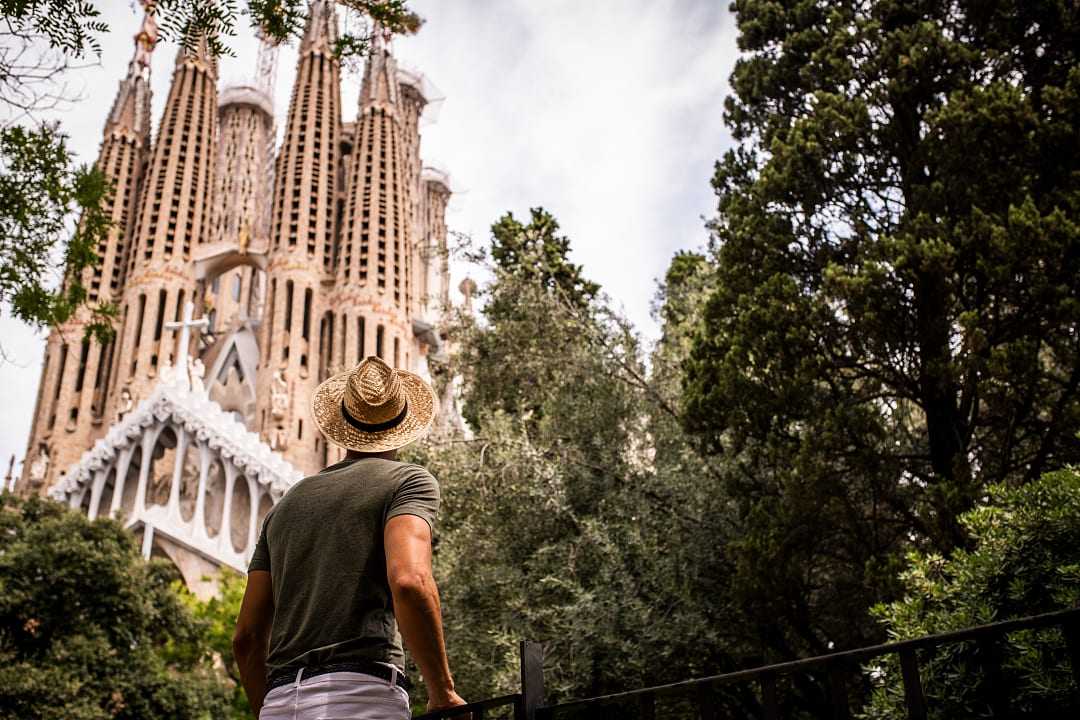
[12,1,454,594]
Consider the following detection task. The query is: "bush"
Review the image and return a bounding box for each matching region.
[0,493,230,720]
[863,468,1080,719]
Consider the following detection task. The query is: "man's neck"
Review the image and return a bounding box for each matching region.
[344,449,398,461]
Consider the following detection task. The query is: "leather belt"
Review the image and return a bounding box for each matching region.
[267,661,412,692]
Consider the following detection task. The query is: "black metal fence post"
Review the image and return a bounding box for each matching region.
[827,662,851,720]
[977,636,1009,717]
[1063,617,1080,708]
[760,672,779,720]
[898,647,927,720]
[519,641,545,720]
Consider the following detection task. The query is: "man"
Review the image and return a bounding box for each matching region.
[233,356,467,718]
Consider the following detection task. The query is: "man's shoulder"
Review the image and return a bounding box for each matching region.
[343,458,437,483]
[285,459,436,495]
[389,459,436,477]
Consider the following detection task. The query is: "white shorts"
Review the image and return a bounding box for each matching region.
[260,669,411,720]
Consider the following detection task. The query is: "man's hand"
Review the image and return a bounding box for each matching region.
[233,570,274,718]
[426,689,468,712]
[384,515,461,709]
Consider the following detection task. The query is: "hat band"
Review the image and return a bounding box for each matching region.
[341,399,409,433]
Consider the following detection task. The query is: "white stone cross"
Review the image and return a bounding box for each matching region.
[164,301,209,389]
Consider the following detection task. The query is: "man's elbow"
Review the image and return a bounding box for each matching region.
[232,626,260,659]
[389,569,435,600]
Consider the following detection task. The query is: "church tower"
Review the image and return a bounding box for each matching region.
[187,31,281,431]
[110,29,219,417]
[256,0,342,472]
[18,7,158,493]
[204,49,276,329]
[334,29,415,372]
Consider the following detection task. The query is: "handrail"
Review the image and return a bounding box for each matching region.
[542,606,1080,714]
[413,692,522,719]
[406,607,1080,720]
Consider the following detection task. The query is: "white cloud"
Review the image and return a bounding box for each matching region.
[0,0,737,472]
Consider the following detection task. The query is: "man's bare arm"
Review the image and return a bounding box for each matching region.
[233,570,274,717]
[385,514,466,711]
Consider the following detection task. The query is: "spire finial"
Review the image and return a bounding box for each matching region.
[372,20,393,52]
[254,25,280,97]
[301,0,339,54]
[133,0,159,69]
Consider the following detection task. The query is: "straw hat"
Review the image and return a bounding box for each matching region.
[311,356,437,453]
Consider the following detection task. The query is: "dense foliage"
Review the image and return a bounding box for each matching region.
[178,571,255,720]
[0,124,114,342]
[675,0,1080,670]
[424,172,1079,717]
[0,493,229,720]
[412,211,788,717]
[866,467,1080,719]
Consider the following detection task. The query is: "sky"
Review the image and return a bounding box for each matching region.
[0,0,738,473]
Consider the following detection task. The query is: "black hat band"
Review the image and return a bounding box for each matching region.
[341,399,409,433]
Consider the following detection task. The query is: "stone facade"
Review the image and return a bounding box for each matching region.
[18,2,452,498]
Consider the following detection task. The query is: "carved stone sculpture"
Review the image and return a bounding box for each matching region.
[270,370,289,420]
[117,387,135,421]
[190,358,206,394]
[28,445,50,486]
[159,361,178,386]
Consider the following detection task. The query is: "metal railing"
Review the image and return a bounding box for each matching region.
[414,607,1080,720]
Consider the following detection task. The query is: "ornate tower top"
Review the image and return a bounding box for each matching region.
[301,0,339,55]
[254,26,280,98]
[359,22,402,112]
[105,0,157,137]
[132,1,158,73]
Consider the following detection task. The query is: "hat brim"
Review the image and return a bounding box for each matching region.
[310,367,438,453]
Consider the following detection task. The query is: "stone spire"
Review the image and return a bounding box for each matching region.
[104,4,156,139]
[322,20,433,419]
[267,0,340,264]
[18,2,160,494]
[254,25,280,98]
[300,0,340,55]
[257,0,343,472]
[338,25,411,308]
[112,18,220,419]
[205,22,278,332]
[359,23,400,111]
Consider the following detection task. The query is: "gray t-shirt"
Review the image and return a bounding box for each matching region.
[248,456,440,676]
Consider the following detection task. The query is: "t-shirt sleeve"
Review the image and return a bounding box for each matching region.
[248,509,274,573]
[385,467,441,533]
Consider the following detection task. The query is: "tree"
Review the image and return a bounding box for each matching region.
[459,208,601,426]
[0,493,229,720]
[0,123,113,344]
[865,467,1080,719]
[411,212,745,712]
[678,0,1080,663]
[489,208,599,310]
[178,571,255,720]
[461,208,599,423]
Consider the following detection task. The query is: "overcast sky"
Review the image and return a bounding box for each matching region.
[0,0,737,472]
